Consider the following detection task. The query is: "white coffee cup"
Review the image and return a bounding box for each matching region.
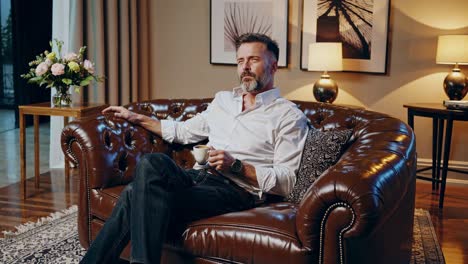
[192,145,210,165]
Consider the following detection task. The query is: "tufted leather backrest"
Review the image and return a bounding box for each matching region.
[127,99,212,122]
[122,99,370,174]
[63,98,404,192]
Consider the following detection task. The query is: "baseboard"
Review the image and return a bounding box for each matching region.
[417,158,468,185]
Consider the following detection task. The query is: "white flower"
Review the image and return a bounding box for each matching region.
[63,52,78,61]
[45,59,53,66]
[35,62,49,76]
[83,60,95,74]
[51,63,65,76]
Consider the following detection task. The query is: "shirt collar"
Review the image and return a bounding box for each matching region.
[232,86,244,98]
[232,87,281,106]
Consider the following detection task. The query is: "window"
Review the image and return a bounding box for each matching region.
[0,0,13,107]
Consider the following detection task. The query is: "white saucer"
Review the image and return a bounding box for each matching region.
[193,163,210,170]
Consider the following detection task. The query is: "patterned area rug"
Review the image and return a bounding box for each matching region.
[0,207,444,263]
[411,209,446,264]
[0,206,85,263]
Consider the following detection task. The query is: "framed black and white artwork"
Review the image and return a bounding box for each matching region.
[301,0,390,73]
[210,0,289,67]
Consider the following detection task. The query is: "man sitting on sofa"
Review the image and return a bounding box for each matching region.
[80,33,309,264]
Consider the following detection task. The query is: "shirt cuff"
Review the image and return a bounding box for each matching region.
[160,120,176,143]
[254,167,277,197]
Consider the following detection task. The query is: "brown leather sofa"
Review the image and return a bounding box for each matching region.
[61,99,416,264]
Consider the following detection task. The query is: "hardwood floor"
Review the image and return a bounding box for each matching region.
[0,169,78,233]
[0,169,466,264]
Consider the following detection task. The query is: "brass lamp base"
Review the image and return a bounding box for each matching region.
[444,66,468,100]
[313,74,338,103]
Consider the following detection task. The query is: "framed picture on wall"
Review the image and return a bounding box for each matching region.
[301,0,390,73]
[210,0,289,67]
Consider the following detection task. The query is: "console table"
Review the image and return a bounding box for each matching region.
[404,103,468,208]
[18,102,108,199]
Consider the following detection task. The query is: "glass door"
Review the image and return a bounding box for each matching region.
[0,0,14,132]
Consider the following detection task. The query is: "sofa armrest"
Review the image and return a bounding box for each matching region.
[61,114,171,189]
[295,117,417,263]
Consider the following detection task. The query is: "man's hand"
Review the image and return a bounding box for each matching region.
[102,106,141,124]
[207,147,236,172]
[207,147,258,186]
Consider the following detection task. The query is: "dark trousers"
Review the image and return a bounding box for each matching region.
[80,153,255,264]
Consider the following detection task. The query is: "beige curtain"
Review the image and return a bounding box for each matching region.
[68,0,151,105]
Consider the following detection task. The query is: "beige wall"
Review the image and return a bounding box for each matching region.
[149,0,468,170]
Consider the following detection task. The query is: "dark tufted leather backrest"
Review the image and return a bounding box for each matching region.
[63,98,403,191]
[126,98,212,122]
[295,101,366,130]
[123,99,395,180]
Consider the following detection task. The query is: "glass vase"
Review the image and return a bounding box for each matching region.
[52,87,72,107]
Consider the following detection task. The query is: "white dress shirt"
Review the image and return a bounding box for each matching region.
[161,87,309,197]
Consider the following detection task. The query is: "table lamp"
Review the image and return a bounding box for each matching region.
[308,42,343,103]
[436,35,468,101]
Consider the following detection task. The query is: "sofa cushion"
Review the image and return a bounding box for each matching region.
[286,128,352,204]
[182,203,314,263]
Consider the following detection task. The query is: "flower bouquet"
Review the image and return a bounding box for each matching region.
[21,39,103,106]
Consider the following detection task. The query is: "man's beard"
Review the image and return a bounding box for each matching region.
[239,72,271,92]
[241,77,260,92]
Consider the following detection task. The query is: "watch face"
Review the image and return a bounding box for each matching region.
[231,159,242,174]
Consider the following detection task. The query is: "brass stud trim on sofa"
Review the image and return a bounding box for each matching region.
[66,136,93,245]
[318,202,355,264]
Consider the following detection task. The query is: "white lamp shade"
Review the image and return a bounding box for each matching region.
[308,43,343,71]
[436,35,468,65]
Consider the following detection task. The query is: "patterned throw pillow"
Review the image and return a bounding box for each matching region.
[285,128,352,204]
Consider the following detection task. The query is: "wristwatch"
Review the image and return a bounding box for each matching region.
[230,159,243,174]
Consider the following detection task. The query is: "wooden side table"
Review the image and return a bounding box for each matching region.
[403,103,468,208]
[18,102,108,199]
